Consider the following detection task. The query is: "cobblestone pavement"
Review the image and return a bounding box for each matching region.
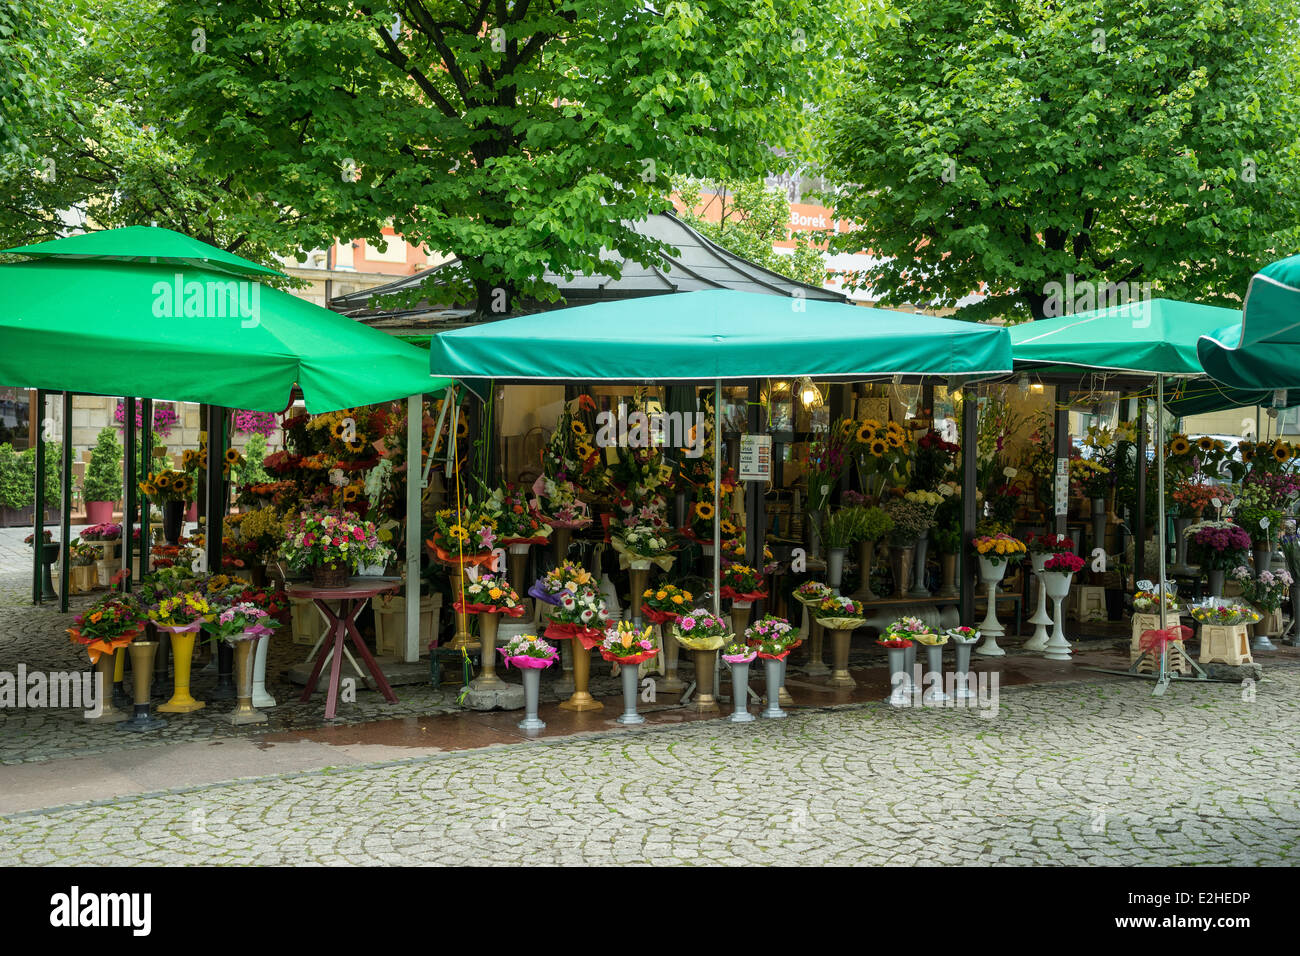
[2,661,1298,865]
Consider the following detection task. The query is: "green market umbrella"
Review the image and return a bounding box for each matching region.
[0,254,449,412]
[1163,380,1298,417]
[428,289,1013,380]
[1198,253,1300,391]
[2,225,284,278]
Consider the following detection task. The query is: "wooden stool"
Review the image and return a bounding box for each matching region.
[1198,624,1253,666]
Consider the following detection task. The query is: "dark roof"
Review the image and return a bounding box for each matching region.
[330,212,844,325]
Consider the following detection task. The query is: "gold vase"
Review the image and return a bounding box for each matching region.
[120,641,167,731]
[660,623,684,692]
[86,650,128,723]
[558,638,603,711]
[508,546,531,614]
[730,603,751,639]
[158,628,205,713]
[937,552,959,598]
[827,629,856,688]
[228,639,268,725]
[853,538,878,600]
[890,545,914,598]
[804,616,829,677]
[628,566,650,624]
[470,612,505,689]
[553,527,572,564]
[447,564,480,651]
[687,649,720,712]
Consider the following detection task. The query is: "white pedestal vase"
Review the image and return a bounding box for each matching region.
[975,556,1009,657]
[826,547,847,591]
[1023,552,1053,652]
[950,640,978,700]
[1041,570,1075,661]
[761,658,786,718]
[727,660,756,723]
[617,664,645,724]
[251,630,276,708]
[885,646,911,706]
[920,641,950,703]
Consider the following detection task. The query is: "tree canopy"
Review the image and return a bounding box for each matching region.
[821,0,1300,321]
[154,0,853,313]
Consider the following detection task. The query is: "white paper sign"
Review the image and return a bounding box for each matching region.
[739,434,772,482]
[1054,457,1069,517]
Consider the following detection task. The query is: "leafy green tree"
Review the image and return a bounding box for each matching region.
[234,433,271,488]
[0,0,66,158]
[0,0,310,270]
[155,0,854,313]
[675,179,829,288]
[821,0,1300,321]
[83,428,123,503]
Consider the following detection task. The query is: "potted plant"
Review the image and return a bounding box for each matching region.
[1190,600,1262,666]
[971,533,1026,655]
[1040,552,1085,661]
[1233,482,1284,572]
[203,600,278,724]
[1230,565,1292,651]
[67,594,142,723]
[455,572,527,689]
[945,626,981,700]
[847,505,894,600]
[882,497,935,597]
[483,483,551,607]
[1186,522,1252,598]
[640,582,693,690]
[820,508,862,590]
[813,595,865,689]
[499,633,560,730]
[83,428,124,525]
[746,614,801,717]
[149,590,214,714]
[599,621,659,724]
[792,580,833,675]
[721,640,758,723]
[902,490,944,596]
[671,607,731,713]
[138,468,194,545]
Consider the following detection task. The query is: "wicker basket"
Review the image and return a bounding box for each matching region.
[311,562,349,588]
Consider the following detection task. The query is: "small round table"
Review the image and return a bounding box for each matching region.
[289,578,401,720]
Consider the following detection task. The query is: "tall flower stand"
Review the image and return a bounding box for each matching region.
[949,637,978,701]
[724,652,757,723]
[628,566,650,628]
[447,563,480,652]
[229,636,269,725]
[884,645,911,706]
[825,627,856,688]
[975,555,1008,657]
[936,552,959,598]
[689,649,721,713]
[1041,570,1075,661]
[730,601,752,640]
[644,609,683,691]
[86,648,129,723]
[552,526,573,566]
[889,544,914,597]
[853,538,878,601]
[908,536,932,597]
[507,542,533,615]
[761,657,786,718]
[604,648,657,724]
[251,631,276,708]
[917,637,950,703]
[119,641,167,732]
[157,624,205,713]
[796,595,829,676]
[471,612,505,689]
[549,625,603,712]
[1023,552,1053,652]
[827,547,848,591]
[518,665,547,730]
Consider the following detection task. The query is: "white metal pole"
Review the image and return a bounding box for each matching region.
[1155,374,1169,690]
[403,393,423,663]
[713,379,722,617]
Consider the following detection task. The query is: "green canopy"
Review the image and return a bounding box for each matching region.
[1009,298,1242,376]
[1197,254,1300,390]
[0,230,448,412]
[1163,380,1298,417]
[2,225,285,279]
[428,289,1013,380]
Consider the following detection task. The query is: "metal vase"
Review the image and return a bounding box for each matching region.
[1207,568,1225,600]
[617,662,645,724]
[885,646,910,706]
[807,509,824,560]
[853,538,878,600]
[687,649,720,713]
[661,624,684,692]
[761,658,786,718]
[728,661,755,722]
[1090,497,1107,555]
[119,641,167,732]
[1252,606,1279,652]
[1173,518,1192,570]
[228,639,268,724]
[827,629,855,687]
[908,536,931,597]
[158,628,204,713]
[805,615,828,677]
[1253,548,1273,574]
[904,642,916,685]
[470,612,505,689]
[952,641,977,700]
[890,545,914,597]
[923,643,950,703]
[559,639,602,711]
[86,650,128,723]
[936,552,959,598]
[827,547,847,590]
[518,667,545,730]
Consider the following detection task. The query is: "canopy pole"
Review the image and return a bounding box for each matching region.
[1134,397,1147,584]
[32,389,46,605]
[140,398,153,556]
[713,380,722,618]
[959,385,977,624]
[59,392,72,613]
[123,398,136,592]
[1154,374,1169,695]
[403,393,423,663]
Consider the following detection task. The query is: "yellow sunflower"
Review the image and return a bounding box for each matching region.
[695,501,715,521]
[331,421,347,438]
[142,482,158,497]
[456,418,469,438]
[447,524,470,542]
[342,485,359,503]
[1274,442,1292,463]
[856,422,878,443]
[1169,436,1192,456]
[344,439,366,453]
[720,519,738,535]
[576,441,596,459]
[1196,436,1215,452]
[869,439,888,457]
[886,432,905,449]
[838,419,857,438]
[1241,443,1256,462]
[571,420,588,437]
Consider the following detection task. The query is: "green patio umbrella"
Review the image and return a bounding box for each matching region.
[0,232,450,412]
[1197,253,1300,392]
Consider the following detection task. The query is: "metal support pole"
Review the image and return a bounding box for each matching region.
[1134,394,1147,584]
[204,406,226,576]
[1053,389,1070,537]
[1154,374,1170,696]
[123,397,136,591]
[746,380,765,604]
[713,379,722,618]
[59,392,72,613]
[140,398,153,554]
[404,393,423,663]
[32,389,46,605]
[959,387,977,624]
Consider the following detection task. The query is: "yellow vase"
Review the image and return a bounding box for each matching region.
[158,628,205,713]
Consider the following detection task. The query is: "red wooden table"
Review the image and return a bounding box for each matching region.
[288,578,401,719]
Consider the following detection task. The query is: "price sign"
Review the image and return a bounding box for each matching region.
[739,434,772,482]
[1054,457,1069,517]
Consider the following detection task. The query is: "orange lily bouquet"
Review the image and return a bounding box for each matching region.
[599,621,659,665]
[455,572,527,617]
[68,595,143,662]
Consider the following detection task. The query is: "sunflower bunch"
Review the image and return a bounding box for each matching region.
[139,468,194,503]
[191,436,246,479]
[1241,439,1297,478]
[428,502,497,556]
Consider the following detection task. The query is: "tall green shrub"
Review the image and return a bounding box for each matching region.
[0,443,33,510]
[82,428,123,502]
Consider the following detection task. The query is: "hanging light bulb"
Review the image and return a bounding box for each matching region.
[796,377,823,409]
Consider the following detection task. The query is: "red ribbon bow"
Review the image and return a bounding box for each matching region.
[1138,625,1192,653]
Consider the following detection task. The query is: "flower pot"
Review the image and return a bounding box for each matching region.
[162,499,185,546]
[1173,518,1192,570]
[1023,552,1053,652]
[470,612,505,690]
[659,623,684,692]
[558,639,602,712]
[252,629,276,708]
[687,648,720,713]
[805,615,828,676]
[975,556,1008,655]
[1206,568,1225,600]
[853,538,878,601]
[885,646,911,706]
[311,562,350,589]
[807,510,824,560]
[518,667,545,730]
[936,552,958,598]
[157,626,204,713]
[727,661,755,723]
[617,663,645,724]
[85,650,129,723]
[908,536,932,597]
[119,641,167,732]
[228,638,268,724]
[761,658,786,718]
[826,547,847,590]
[1253,548,1273,574]
[85,500,116,525]
[951,641,977,700]
[826,628,855,688]
[1251,606,1281,652]
[1041,570,1074,661]
[889,544,914,598]
[922,643,950,703]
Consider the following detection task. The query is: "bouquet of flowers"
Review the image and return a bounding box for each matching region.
[455,572,528,617]
[1027,532,1074,554]
[904,489,944,510]
[640,582,693,623]
[68,595,143,662]
[672,607,730,651]
[483,484,551,543]
[1133,580,1179,613]
[599,620,659,664]
[889,614,944,645]
[881,497,935,546]
[80,523,123,541]
[744,614,801,659]
[529,561,595,606]
[1232,482,1284,547]
[1189,601,1261,627]
[611,523,675,570]
[1172,480,1228,518]
[804,428,851,512]
[1041,553,1085,574]
[847,505,894,543]
[945,625,980,644]
[149,591,214,632]
[427,502,497,560]
[722,640,758,664]
[1230,566,1293,612]
[69,542,98,567]
[1186,521,1252,570]
[813,595,866,631]
[544,585,609,647]
[282,511,390,574]
[1069,457,1111,498]
[498,633,560,668]
[793,580,833,605]
[139,468,195,502]
[532,476,592,529]
[720,563,767,603]
[973,533,1027,566]
[203,602,278,644]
